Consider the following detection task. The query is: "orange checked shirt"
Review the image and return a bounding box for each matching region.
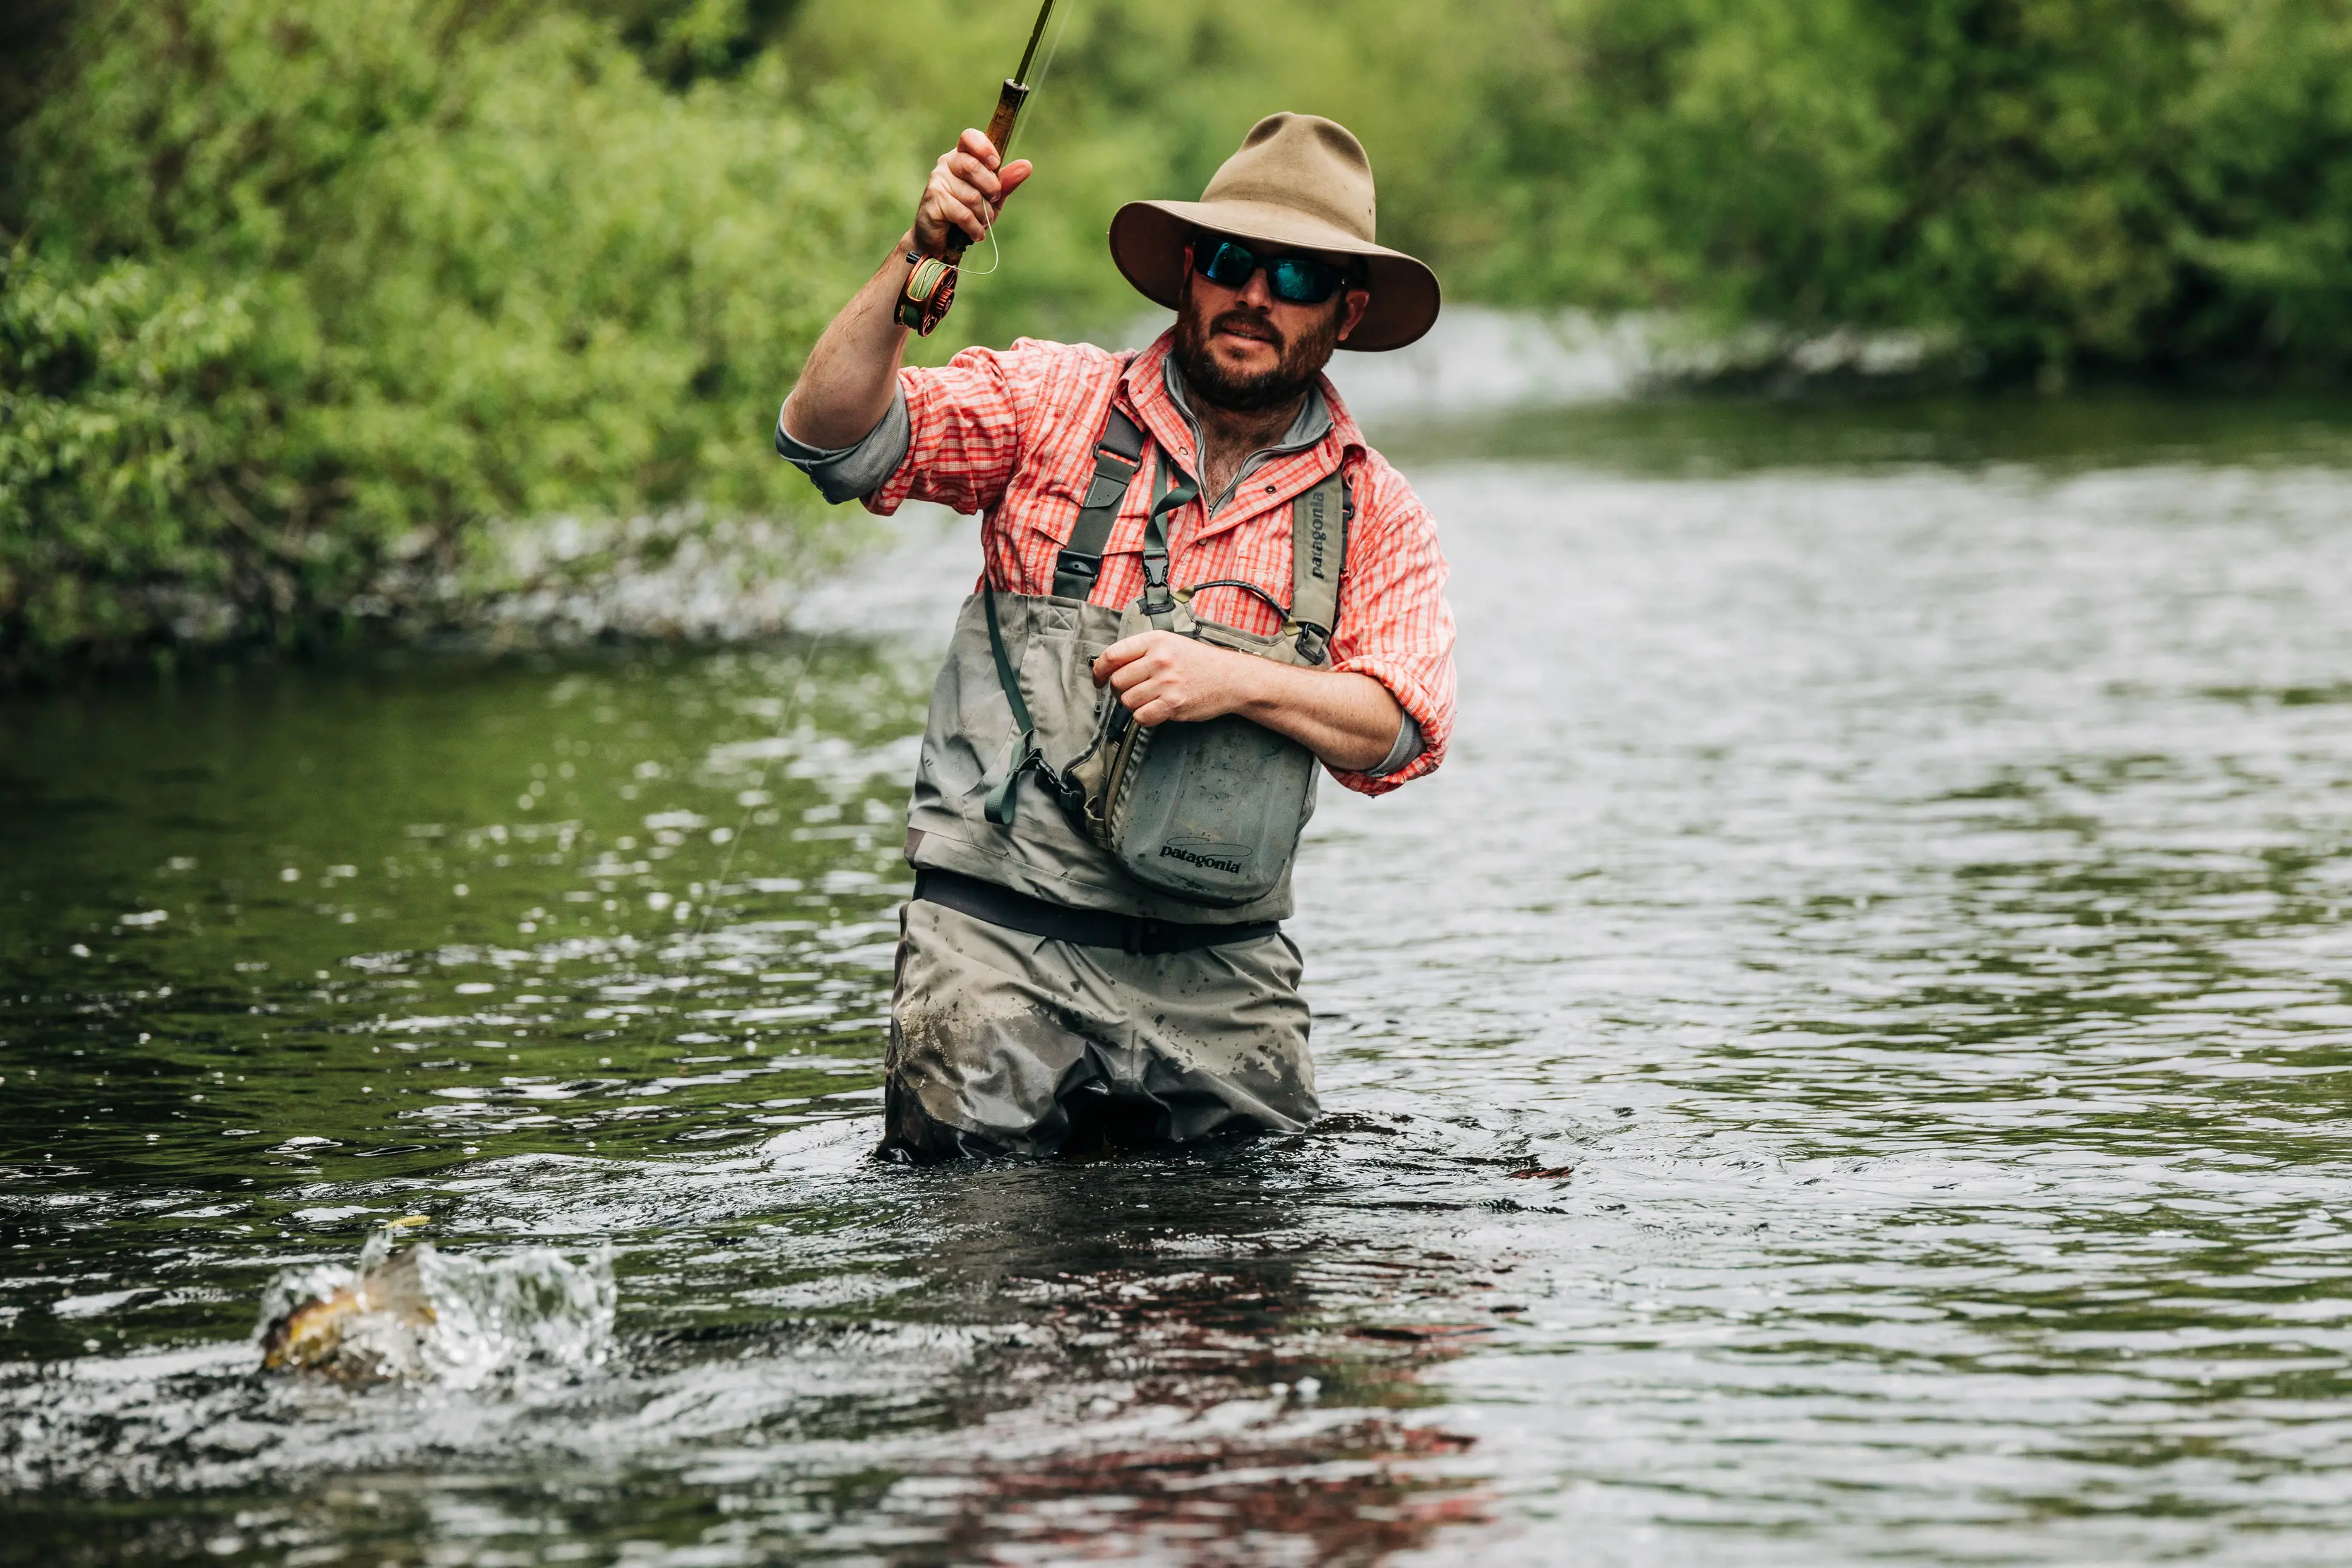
[865,331,1455,796]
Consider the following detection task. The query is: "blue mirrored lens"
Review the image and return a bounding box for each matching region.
[1267,258,1342,304]
[1202,240,1259,289]
[1198,239,1344,304]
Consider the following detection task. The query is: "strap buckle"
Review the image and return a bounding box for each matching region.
[1140,553,1174,618]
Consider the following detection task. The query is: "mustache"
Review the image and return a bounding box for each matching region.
[1208,309,1284,349]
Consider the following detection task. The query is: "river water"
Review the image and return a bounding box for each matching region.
[8,395,2352,1564]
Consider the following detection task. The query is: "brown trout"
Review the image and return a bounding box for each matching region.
[259,1233,437,1375]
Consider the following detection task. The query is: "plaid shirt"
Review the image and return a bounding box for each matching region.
[866,331,1455,795]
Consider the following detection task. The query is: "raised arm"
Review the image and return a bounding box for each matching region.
[781,129,1032,450]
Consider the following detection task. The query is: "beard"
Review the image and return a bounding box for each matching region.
[1172,280,1344,414]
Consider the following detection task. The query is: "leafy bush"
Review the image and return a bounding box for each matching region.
[1,0,906,671]
[1464,0,2352,380]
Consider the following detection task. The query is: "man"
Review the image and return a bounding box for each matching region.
[779,112,1455,1162]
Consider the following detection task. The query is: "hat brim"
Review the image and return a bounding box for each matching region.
[1109,199,1440,352]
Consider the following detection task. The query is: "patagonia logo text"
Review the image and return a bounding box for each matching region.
[1159,840,1248,876]
[1307,489,1330,581]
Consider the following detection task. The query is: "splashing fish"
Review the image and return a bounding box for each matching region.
[255,1219,617,1386]
[258,1217,438,1377]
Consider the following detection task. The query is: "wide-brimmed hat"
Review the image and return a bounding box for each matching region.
[1108,112,1440,352]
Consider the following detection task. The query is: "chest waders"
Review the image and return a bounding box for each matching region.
[931,405,1348,914]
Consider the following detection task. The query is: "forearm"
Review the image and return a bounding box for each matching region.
[1234,662,1403,773]
[784,130,1031,450]
[1095,630,1408,771]
[780,233,916,450]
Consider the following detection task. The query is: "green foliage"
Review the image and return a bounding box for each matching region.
[1,0,906,669]
[794,0,2352,378]
[1,254,261,653]
[1467,0,2352,378]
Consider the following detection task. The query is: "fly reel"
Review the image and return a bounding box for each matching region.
[897,253,960,337]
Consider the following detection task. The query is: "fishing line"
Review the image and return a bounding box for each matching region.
[962,224,1005,278]
[960,1,1076,281]
[659,0,1085,1055]
[1022,0,1075,107]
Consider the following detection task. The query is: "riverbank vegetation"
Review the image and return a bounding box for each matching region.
[9,0,2352,671]
[1,0,904,674]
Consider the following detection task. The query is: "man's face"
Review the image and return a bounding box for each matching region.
[1172,237,1373,414]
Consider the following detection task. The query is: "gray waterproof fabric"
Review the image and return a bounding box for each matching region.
[877,368,1400,1158]
[907,592,1306,923]
[883,898,1315,1160]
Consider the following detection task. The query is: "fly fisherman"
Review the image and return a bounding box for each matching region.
[778,113,1456,1162]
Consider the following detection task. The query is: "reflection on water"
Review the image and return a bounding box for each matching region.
[8,395,2352,1562]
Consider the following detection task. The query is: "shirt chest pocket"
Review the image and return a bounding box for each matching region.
[1166,505,1299,638]
[991,465,1091,596]
[999,454,1157,603]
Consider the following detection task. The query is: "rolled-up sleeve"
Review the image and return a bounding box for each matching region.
[775,388,912,504]
[1324,454,1455,796]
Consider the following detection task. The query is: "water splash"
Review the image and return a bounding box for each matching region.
[254,1226,615,1389]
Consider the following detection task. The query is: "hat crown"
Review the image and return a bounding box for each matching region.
[1198,113,1377,244]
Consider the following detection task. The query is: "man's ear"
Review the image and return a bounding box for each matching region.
[1335,287,1372,343]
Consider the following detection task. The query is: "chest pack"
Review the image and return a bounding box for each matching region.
[980,407,1349,909]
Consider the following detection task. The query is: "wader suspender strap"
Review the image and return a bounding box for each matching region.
[986,400,1145,826]
[982,424,1191,825]
[981,586,1039,825]
[1140,455,1197,629]
[1287,466,1349,666]
[1051,409,1146,600]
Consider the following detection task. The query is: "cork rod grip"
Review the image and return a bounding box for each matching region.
[936,82,1027,265]
[985,79,1029,172]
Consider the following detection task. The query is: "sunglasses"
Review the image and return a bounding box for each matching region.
[1193,236,1349,306]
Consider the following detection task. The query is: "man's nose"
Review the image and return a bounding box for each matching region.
[1236,266,1275,309]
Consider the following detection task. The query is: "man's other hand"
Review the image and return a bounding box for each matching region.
[1091,632,1253,728]
[917,128,1034,255]
[1090,628,1407,773]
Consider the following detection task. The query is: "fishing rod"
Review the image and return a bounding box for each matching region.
[895,0,1062,336]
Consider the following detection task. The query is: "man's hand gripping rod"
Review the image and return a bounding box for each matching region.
[895,0,1058,335]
